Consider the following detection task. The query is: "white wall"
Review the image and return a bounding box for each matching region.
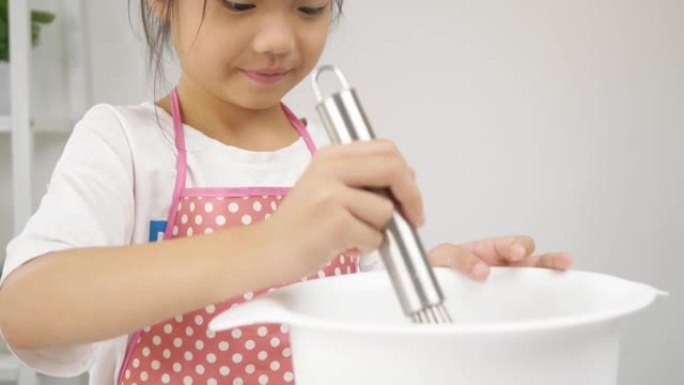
[0,0,681,384]
[300,1,683,383]
[293,1,683,384]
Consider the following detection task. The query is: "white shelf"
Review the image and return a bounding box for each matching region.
[0,114,73,134]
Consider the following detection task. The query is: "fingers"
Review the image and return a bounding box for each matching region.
[315,140,424,228]
[463,236,573,270]
[428,241,574,283]
[532,252,574,270]
[428,243,490,281]
[499,251,574,271]
[332,157,421,226]
[464,235,536,264]
[338,211,384,256]
[342,188,396,231]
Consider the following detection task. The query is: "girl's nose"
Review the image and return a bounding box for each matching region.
[252,16,296,56]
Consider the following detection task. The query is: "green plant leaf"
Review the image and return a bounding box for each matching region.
[31,24,39,46]
[0,18,6,40]
[0,0,54,62]
[0,12,6,61]
[31,10,55,24]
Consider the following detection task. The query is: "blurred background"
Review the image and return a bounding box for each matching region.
[0,0,682,384]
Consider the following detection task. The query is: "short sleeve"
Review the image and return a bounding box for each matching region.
[0,104,136,376]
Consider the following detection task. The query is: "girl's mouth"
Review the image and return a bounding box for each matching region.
[240,69,290,85]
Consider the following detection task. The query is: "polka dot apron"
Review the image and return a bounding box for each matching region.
[118,89,359,385]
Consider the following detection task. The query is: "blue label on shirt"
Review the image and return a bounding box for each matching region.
[149,220,167,242]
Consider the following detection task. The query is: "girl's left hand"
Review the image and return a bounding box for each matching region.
[427,235,574,281]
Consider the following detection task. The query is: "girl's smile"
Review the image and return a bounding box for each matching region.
[239,67,292,85]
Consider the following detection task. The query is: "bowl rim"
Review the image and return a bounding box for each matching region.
[212,267,666,336]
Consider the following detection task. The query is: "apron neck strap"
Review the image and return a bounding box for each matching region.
[170,88,318,159]
[165,88,189,239]
[281,103,317,155]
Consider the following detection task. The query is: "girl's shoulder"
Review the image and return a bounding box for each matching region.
[78,101,169,133]
[74,101,176,152]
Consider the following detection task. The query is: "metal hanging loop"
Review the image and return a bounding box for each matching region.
[312,65,352,104]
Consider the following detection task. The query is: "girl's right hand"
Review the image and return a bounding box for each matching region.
[260,139,424,281]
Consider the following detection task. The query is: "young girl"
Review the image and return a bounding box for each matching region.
[0,1,573,384]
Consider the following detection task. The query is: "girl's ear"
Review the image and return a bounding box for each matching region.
[147,0,170,21]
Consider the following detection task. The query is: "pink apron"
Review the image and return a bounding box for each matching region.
[118,89,358,385]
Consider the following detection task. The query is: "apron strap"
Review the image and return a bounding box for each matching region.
[281,103,317,156]
[116,332,142,385]
[163,88,188,240]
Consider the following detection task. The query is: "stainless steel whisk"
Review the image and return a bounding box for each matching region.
[312,65,452,324]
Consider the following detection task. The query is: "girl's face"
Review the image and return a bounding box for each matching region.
[169,0,332,110]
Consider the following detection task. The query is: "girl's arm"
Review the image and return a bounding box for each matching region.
[0,221,283,350]
[0,140,424,351]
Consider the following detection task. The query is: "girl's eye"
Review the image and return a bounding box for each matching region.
[298,5,327,16]
[223,1,256,12]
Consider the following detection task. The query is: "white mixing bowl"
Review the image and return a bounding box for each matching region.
[209,267,665,385]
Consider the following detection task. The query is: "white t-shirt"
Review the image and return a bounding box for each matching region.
[0,102,382,384]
